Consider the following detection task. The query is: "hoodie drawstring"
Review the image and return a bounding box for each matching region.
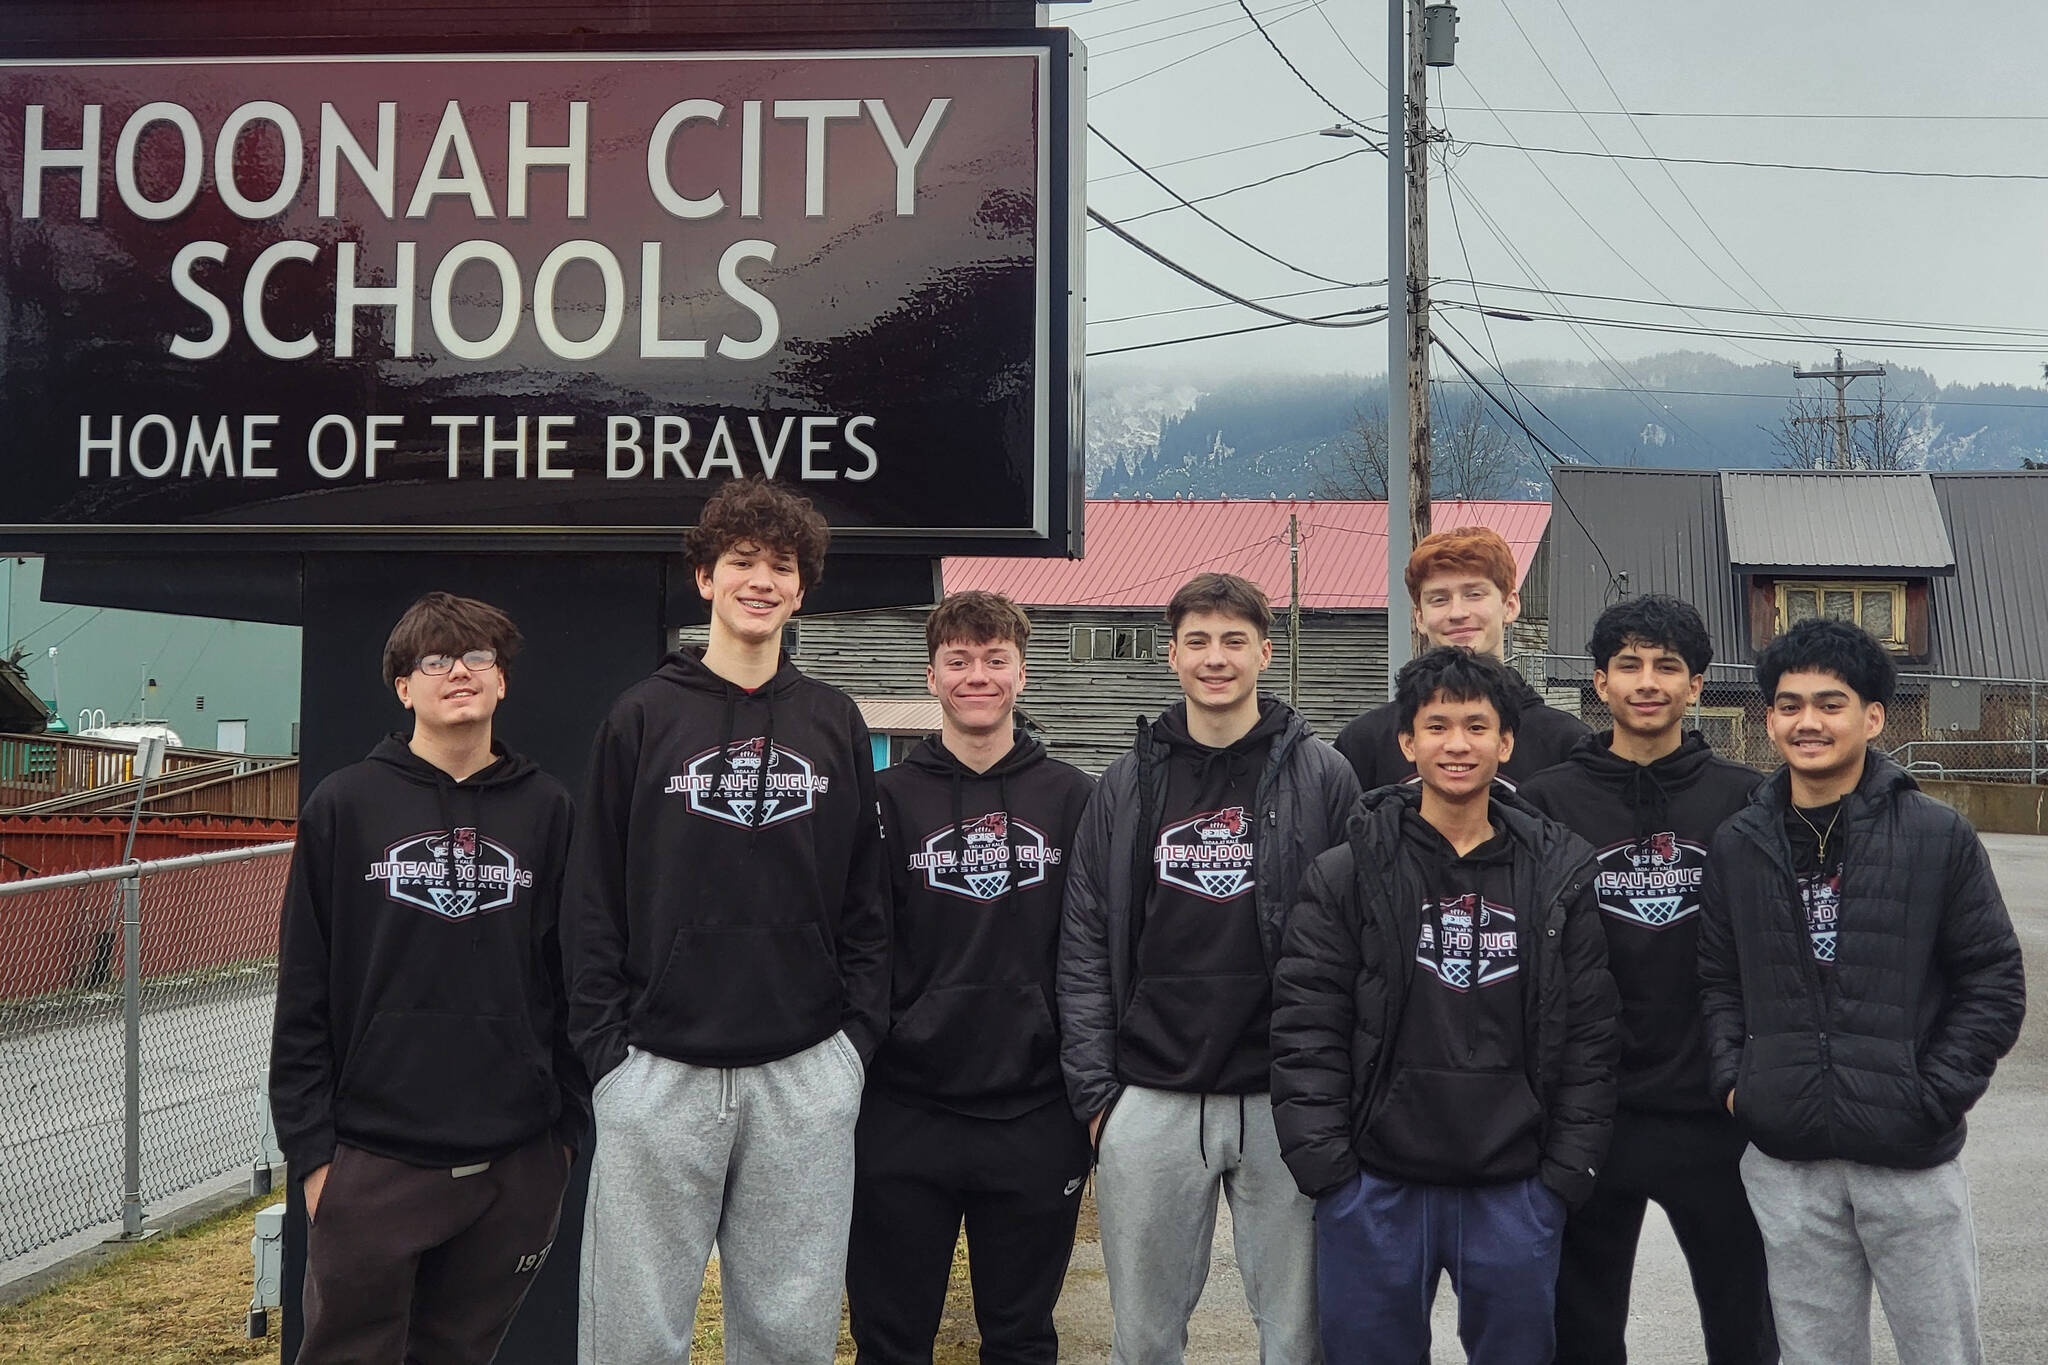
[997,772,1017,900]
[752,693,777,835]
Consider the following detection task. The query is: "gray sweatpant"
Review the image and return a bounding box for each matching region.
[578,1033,865,1365]
[1739,1147,1982,1365]
[1095,1086,1321,1365]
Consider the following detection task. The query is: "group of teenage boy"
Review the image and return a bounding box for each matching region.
[269,475,2026,1365]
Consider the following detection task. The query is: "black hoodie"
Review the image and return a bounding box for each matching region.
[1518,730,1758,1114]
[269,736,581,1175]
[561,648,888,1082]
[1117,702,1290,1095]
[1335,675,1591,792]
[871,730,1094,1118]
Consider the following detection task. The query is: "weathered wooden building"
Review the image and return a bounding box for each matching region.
[684,498,1556,775]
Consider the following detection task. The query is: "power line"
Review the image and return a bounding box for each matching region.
[1434,110,1538,449]
[1310,3,1387,93]
[1456,66,1781,364]
[1428,375,2048,413]
[1440,162,1732,459]
[1541,0,1824,344]
[1235,0,1375,130]
[1087,208,1387,327]
[1090,281,1381,326]
[1494,0,1813,352]
[1432,334,1621,595]
[1093,0,1323,97]
[1434,314,1604,465]
[1454,136,2048,182]
[1074,0,1244,44]
[1437,279,2048,340]
[1089,125,1373,287]
[1088,130,1330,183]
[1433,299,2048,355]
[1096,146,1380,229]
[1087,308,1385,357]
[1433,106,2048,122]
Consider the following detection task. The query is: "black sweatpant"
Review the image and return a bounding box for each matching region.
[1554,1108,1778,1365]
[300,1131,569,1365]
[847,1089,1091,1365]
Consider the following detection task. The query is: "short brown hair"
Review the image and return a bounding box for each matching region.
[1165,572,1273,639]
[381,592,523,685]
[1404,525,1518,599]
[685,477,832,590]
[926,591,1032,661]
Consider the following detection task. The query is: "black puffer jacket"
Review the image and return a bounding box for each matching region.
[1271,785,1619,1205]
[1058,698,1359,1124]
[1697,753,2026,1169]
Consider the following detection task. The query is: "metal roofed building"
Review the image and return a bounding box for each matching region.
[1544,467,2048,776]
[774,498,1556,775]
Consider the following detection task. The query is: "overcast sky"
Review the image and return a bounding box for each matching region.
[1060,0,2048,390]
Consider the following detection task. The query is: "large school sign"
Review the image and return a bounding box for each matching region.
[0,39,1083,553]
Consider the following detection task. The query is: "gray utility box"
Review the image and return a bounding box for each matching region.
[248,1203,287,1338]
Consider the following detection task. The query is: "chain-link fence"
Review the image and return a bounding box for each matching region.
[0,843,292,1263]
[1509,654,2048,783]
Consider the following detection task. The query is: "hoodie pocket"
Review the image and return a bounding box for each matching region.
[882,982,1058,1099]
[638,922,840,1059]
[1365,1066,1543,1182]
[336,1011,553,1155]
[1115,973,1270,1087]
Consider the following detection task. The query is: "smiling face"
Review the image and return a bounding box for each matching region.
[1399,689,1515,802]
[1767,668,1884,789]
[1413,571,1521,658]
[696,539,805,649]
[1595,637,1704,746]
[1168,609,1272,717]
[928,637,1025,739]
[395,651,505,736]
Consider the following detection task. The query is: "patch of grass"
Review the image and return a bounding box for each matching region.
[0,1197,273,1364]
[2,1190,1099,1363]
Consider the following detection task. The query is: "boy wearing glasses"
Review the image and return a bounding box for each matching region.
[270,592,583,1365]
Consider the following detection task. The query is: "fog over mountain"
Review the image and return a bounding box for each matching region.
[1085,352,2048,501]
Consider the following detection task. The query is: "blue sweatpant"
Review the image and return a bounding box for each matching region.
[1315,1170,1565,1365]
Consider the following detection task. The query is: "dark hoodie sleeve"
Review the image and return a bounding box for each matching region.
[1271,850,1364,1198]
[538,792,592,1157]
[1541,863,1619,1207]
[1695,834,1746,1106]
[268,789,338,1177]
[1917,816,2027,1124]
[1058,768,1124,1124]
[560,703,642,1087]
[836,713,890,1065]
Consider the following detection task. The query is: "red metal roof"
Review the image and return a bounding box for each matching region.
[943,500,1552,609]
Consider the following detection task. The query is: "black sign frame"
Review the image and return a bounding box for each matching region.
[0,29,1086,557]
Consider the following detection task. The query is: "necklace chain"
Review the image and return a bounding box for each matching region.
[1793,804,1842,864]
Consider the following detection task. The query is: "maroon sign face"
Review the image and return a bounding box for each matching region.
[0,39,1082,552]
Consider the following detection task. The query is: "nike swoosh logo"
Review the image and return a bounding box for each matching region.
[1064,1176,1085,1196]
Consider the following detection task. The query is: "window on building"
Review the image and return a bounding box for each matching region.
[1070,625,1158,663]
[1775,580,1906,649]
[1690,706,1747,759]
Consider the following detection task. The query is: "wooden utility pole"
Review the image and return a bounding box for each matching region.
[1288,512,1301,707]
[1793,348,1884,469]
[1404,0,1432,572]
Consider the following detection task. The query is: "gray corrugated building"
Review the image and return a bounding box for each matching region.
[1546,467,2048,774]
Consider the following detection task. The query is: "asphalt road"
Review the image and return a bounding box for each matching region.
[0,974,273,1262]
[1055,833,2048,1363]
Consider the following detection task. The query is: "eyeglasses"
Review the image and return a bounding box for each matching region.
[415,649,499,676]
